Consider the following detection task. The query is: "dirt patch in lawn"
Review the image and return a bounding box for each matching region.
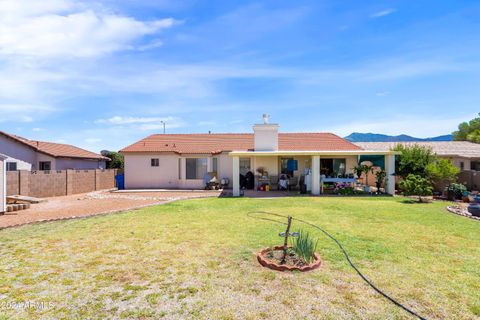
[0,190,221,229]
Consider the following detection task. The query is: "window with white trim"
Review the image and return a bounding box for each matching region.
[151,158,159,167]
[186,158,207,179]
[6,162,17,171]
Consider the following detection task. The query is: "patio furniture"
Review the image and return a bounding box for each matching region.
[288,176,298,190]
[269,175,279,190]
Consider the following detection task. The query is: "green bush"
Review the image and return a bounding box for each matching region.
[446,183,467,199]
[292,230,318,263]
[426,159,459,185]
[399,174,433,202]
[393,144,437,179]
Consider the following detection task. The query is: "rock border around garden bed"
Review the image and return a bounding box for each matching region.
[256,246,322,272]
[446,206,480,221]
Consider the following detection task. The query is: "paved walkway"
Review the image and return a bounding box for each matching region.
[0,190,221,230]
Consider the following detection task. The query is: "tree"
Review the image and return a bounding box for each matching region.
[101,150,124,169]
[399,174,433,203]
[453,114,480,143]
[426,158,459,186]
[392,144,437,179]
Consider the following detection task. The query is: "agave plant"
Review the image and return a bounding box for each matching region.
[292,230,318,264]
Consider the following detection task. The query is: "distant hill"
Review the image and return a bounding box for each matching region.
[345,132,453,142]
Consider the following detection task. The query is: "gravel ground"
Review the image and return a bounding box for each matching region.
[0,190,221,229]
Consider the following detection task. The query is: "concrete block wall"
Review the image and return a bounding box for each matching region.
[6,169,117,198]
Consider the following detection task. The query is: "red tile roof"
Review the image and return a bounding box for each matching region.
[120,133,362,154]
[0,131,108,160]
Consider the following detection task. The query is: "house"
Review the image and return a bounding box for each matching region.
[0,154,6,213]
[0,131,109,171]
[120,117,397,195]
[355,141,480,190]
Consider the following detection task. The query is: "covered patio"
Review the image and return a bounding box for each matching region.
[229,150,397,197]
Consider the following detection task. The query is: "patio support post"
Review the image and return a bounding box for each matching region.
[385,154,395,195]
[232,156,240,196]
[312,155,320,195]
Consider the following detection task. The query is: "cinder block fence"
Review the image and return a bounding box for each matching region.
[6,169,118,198]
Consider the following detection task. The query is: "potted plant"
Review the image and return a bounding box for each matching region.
[375,170,387,193]
[361,164,374,192]
[446,183,468,201]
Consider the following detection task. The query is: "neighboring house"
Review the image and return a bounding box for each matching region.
[0,153,6,213]
[355,141,480,190]
[120,117,397,195]
[355,141,480,172]
[0,131,109,171]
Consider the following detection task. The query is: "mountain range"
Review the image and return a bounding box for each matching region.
[344,132,453,142]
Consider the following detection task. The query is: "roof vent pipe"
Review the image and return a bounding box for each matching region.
[262,114,270,124]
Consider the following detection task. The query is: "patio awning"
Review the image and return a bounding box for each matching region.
[359,155,386,169]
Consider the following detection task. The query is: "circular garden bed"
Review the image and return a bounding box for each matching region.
[257,246,321,272]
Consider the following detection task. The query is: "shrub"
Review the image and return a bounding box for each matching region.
[393,144,437,179]
[446,183,467,200]
[427,159,459,185]
[399,174,433,202]
[292,230,318,264]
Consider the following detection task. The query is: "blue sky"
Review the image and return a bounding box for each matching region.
[0,0,479,152]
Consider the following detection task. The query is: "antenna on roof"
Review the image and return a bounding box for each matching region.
[262,114,270,124]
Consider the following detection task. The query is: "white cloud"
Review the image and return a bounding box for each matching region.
[0,0,177,58]
[370,9,396,18]
[95,115,184,131]
[375,91,391,96]
[0,104,54,123]
[84,137,102,144]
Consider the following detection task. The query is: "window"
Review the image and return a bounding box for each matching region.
[39,161,51,170]
[472,161,480,171]
[460,161,465,171]
[280,158,294,175]
[212,158,218,173]
[239,158,251,175]
[178,158,182,179]
[151,158,159,167]
[186,158,207,179]
[320,158,346,177]
[6,162,17,171]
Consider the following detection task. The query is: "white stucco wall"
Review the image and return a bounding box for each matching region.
[0,156,6,213]
[217,153,233,187]
[55,158,106,170]
[36,153,56,170]
[124,153,181,189]
[253,124,279,151]
[253,156,279,176]
[0,135,36,170]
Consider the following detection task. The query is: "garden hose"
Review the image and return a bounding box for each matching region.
[248,211,428,320]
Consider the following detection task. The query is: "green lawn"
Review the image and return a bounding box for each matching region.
[0,197,478,319]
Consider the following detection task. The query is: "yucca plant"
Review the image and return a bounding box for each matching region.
[292,230,318,264]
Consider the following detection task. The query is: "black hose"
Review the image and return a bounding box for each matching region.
[248,211,427,320]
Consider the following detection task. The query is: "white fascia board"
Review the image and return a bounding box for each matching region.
[228,150,401,157]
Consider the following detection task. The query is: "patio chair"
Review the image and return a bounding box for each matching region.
[288,176,298,190]
[269,175,279,190]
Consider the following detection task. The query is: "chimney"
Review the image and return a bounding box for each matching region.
[253,114,279,151]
